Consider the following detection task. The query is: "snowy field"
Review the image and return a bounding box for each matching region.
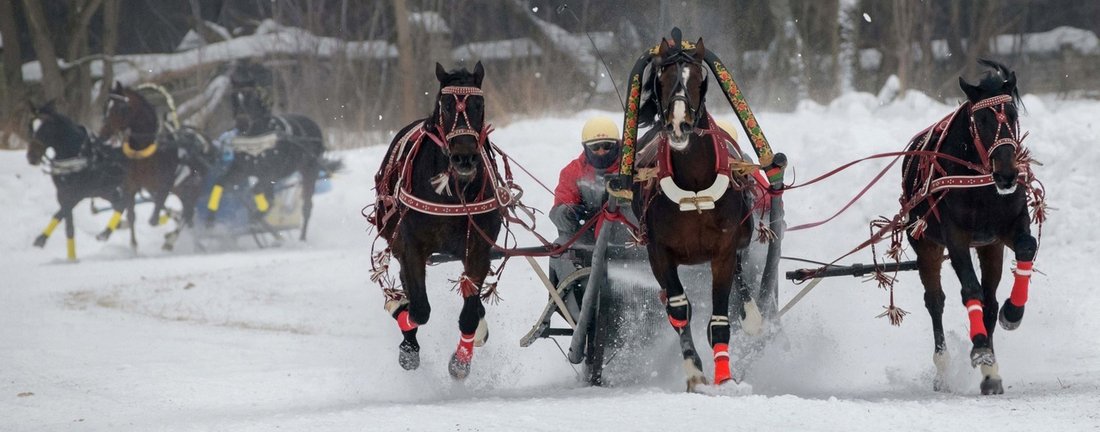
[2,92,1099,431]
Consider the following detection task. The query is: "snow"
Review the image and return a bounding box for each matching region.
[453,38,544,61]
[2,91,1099,430]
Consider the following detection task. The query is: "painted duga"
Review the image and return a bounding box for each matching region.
[901,59,1042,395]
[370,62,505,380]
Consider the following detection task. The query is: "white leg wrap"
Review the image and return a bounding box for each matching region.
[980,363,1000,380]
[741,299,764,336]
[667,294,689,308]
[473,317,489,347]
[933,351,948,374]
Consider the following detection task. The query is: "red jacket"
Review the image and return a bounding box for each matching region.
[553,152,619,207]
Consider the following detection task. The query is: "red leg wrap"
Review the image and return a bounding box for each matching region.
[713,343,731,384]
[668,315,689,329]
[455,332,475,363]
[396,310,418,332]
[1010,261,1032,307]
[966,299,987,339]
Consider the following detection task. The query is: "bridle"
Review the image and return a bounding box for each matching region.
[656,52,705,129]
[435,85,486,144]
[968,94,1021,171]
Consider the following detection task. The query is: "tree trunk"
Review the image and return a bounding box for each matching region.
[96,0,120,113]
[21,0,65,102]
[392,0,417,123]
[766,0,807,110]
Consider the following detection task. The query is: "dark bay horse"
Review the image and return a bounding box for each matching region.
[371,62,502,379]
[204,63,336,241]
[631,37,762,391]
[101,82,212,250]
[902,60,1036,395]
[27,102,128,260]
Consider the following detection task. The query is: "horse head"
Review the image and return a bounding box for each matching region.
[647,34,708,150]
[100,81,156,141]
[959,59,1023,194]
[27,101,83,165]
[230,61,275,133]
[431,61,486,183]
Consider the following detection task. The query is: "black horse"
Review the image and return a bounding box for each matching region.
[903,60,1036,395]
[631,36,762,391]
[372,62,502,379]
[27,102,129,260]
[205,63,336,241]
[100,82,214,250]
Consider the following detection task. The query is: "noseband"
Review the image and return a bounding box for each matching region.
[969,94,1020,169]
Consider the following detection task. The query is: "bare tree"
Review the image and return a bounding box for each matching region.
[21,0,65,102]
[393,0,417,123]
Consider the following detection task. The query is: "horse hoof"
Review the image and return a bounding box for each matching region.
[970,347,995,368]
[999,303,1024,331]
[685,375,710,393]
[473,318,489,347]
[933,377,949,393]
[740,299,764,336]
[398,340,420,371]
[448,350,472,380]
[33,235,48,248]
[95,230,111,242]
[980,376,1004,395]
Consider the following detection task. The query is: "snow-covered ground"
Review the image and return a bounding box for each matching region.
[2,92,1098,431]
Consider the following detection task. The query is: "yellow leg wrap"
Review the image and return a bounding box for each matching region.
[254,193,270,213]
[67,238,76,261]
[159,214,170,226]
[107,211,123,231]
[207,185,224,212]
[43,218,61,237]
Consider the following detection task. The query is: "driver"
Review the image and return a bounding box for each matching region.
[549,116,623,248]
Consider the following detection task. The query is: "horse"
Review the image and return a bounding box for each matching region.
[100,82,212,250]
[902,60,1036,395]
[371,62,502,379]
[26,102,129,261]
[630,36,763,391]
[203,63,336,241]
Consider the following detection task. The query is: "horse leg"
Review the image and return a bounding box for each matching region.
[449,252,492,380]
[390,245,428,371]
[709,251,738,385]
[126,193,138,250]
[1000,222,1038,330]
[650,247,706,391]
[914,238,948,391]
[976,244,1005,395]
[95,201,125,242]
[297,165,318,241]
[35,210,64,247]
[148,176,173,227]
[944,231,995,371]
[251,180,274,217]
[62,206,76,261]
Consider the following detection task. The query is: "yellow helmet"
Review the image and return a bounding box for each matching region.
[581,117,620,144]
[715,118,739,141]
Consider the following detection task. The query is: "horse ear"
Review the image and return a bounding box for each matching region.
[28,100,39,115]
[694,38,706,61]
[473,61,485,86]
[658,38,670,57]
[959,77,981,102]
[435,63,448,84]
[113,80,123,93]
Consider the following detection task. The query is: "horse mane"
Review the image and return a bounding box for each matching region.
[976,58,1025,113]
